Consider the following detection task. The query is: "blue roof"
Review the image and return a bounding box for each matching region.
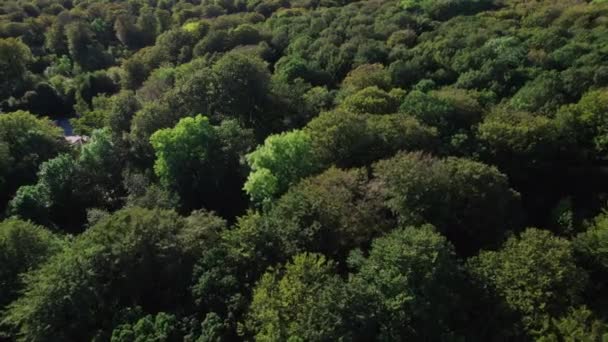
[54,117,73,136]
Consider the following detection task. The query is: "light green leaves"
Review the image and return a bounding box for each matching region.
[151,115,214,188]
[244,130,320,203]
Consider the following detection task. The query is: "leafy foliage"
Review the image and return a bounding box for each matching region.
[245,253,349,341]
[347,225,469,340]
[244,130,320,203]
[151,115,253,215]
[0,219,63,309]
[1,0,608,339]
[373,151,522,254]
[468,228,588,332]
[0,111,66,211]
[2,207,223,341]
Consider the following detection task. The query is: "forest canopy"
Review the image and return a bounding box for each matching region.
[2,0,608,340]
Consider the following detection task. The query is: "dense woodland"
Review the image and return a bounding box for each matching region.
[2,0,608,340]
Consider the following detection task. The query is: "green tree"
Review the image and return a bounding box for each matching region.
[71,71,119,116]
[65,21,109,71]
[455,36,527,96]
[477,109,563,176]
[8,184,50,228]
[151,115,253,215]
[44,21,68,56]
[340,86,402,114]
[305,110,372,167]
[264,167,391,261]
[137,7,161,46]
[76,128,126,211]
[400,90,467,140]
[305,110,438,168]
[347,225,469,340]
[230,24,262,46]
[123,173,179,211]
[193,30,231,56]
[9,129,124,232]
[366,114,439,158]
[402,0,494,19]
[467,228,588,332]
[150,114,216,191]
[244,129,320,203]
[245,253,349,341]
[108,91,141,138]
[0,38,32,99]
[121,47,164,90]
[273,55,312,84]
[155,28,197,64]
[509,71,565,114]
[0,111,65,211]
[197,312,228,342]
[114,15,141,49]
[389,59,423,89]
[162,67,214,121]
[111,312,181,342]
[341,63,391,95]
[130,102,178,166]
[538,307,608,342]
[2,208,209,341]
[556,88,608,159]
[573,211,608,317]
[37,153,78,216]
[211,52,271,130]
[387,29,417,48]
[373,152,522,254]
[0,219,63,309]
[190,212,278,340]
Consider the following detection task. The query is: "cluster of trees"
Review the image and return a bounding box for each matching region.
[2,0,608,340]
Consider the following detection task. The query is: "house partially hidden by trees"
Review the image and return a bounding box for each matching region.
[54,117,88,144]
[64,135,88,144]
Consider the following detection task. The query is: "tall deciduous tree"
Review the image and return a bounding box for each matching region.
[0,38,32,99]
[468,228,588,333]
[245,253,349,341]
[151,115,253,216]
[244,129,320,203]
[373,152,522,254]
[263,167,391,262]
[573,211,608,318]
[211,52,271,130]
[556,88,608,159]
[347,225,469,340]
[0,219,63,309]
[3,207,216,341]
[0,111,65,211]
